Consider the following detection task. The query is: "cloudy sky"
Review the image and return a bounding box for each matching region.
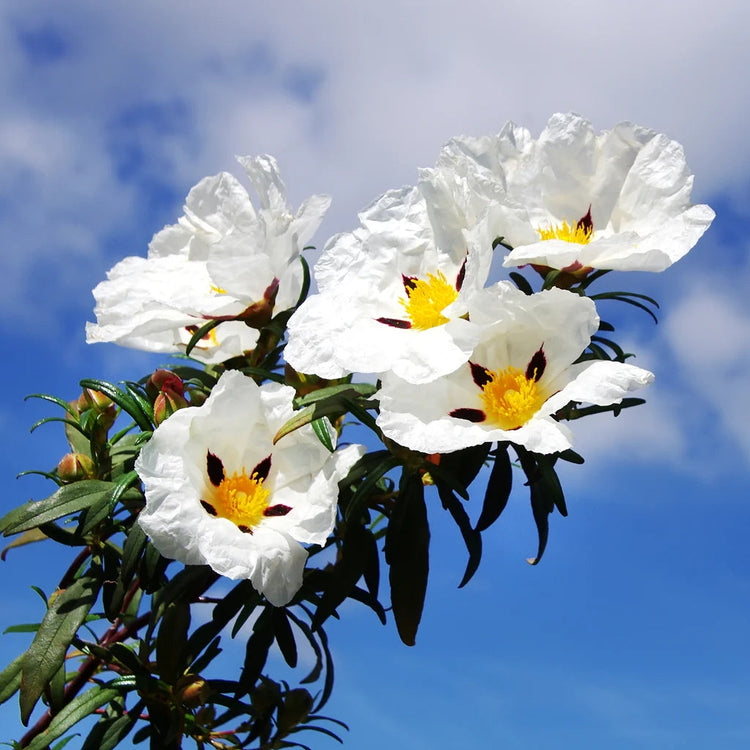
[1,1,749,747]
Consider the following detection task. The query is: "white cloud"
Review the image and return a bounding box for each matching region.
[664,262,750,462]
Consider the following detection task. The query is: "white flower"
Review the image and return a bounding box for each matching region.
[87,155,331,363]
[377,283,654,454]
[422,113,714,274]
[285,185,493,384]
[134,370,363,607]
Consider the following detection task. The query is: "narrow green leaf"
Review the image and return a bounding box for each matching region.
[78,379,152,432]
[238,608,274,696]
[24,393,80,418]
[436,486,482,588]
[273,608,298,669]
[80,699,144,750]
[293,383,377,409]
[156,600,191,683]
[475,447,513,532]
[20,574,102,723]
[508,271,534,295]
[25,682,125,750]
[385,473,430,646]
[184,318,223,356]
[0,652,23,705]
[0,528,48,560]
[344,455,400,524]
[1,481,115,536]
[311,418,335,453]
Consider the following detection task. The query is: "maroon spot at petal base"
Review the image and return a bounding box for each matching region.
[264,504,292,517]
[251,455,272,482]
[206,451,225,487]
[402,274,418,294]
[376,317,412,329]
[576,205,593,235]
[200,500,218,516]
[456,256,467,292]
[450,408,486,423]
[525,346,547,382]
[237,524,253,534]
[469,361,493,389]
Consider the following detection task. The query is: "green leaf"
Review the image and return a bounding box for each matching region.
[20,574,102,724]
[24,393,80,419]
[78,379,152,432]
[273,608,298,669]
[0,652,23,705]
[311,522,379,630]
[147,565,216,641]
[0,528,48,560]
[436,485,482,588]
[25,681,127,750]
[515,449,567,566]
[311,418,335,452]
[475,446,513,532]
[238,608,275,696]
[343,455,400,524]
[1,481,115,536]
[184,319,223,356]
[385,473,430,646]
[80,699,144,750]
[508,271,534,295]
[156,600,191,683]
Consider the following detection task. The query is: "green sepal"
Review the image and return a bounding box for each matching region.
[384,472,430,646]
[20,573,102,724]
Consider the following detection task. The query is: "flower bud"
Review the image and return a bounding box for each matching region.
[175,674,210,708]
[57,452,96,482]
[276,688,313,735]
[154,388,189,425]
[146,369,185,400]
[77,389,117,430]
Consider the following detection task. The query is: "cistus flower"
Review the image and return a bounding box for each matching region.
[134,370,363,606]
[285,186,493,384]
[377,283,654,454]
[86,155,331,364]
[424,113,714,274]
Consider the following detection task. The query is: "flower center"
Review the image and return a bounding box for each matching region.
[400,271,459,330]
[538,206,594,245]
[538,221,592,244]
[479,366,547,430]
[211,468,271,529]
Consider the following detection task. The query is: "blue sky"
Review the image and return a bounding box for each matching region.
[1,1,749,747]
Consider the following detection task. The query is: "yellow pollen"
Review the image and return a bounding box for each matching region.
[538,220,592,245]
[210,284,228,295]
[211,468,270,529]
[480,366,547,430]
[400,271,458,330]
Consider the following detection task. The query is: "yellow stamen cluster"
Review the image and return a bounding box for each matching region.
[210,284,228,294]
[480,366,547,430]
[212,469,270,528]
[400,271,458,330]
[538,220,592,245]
